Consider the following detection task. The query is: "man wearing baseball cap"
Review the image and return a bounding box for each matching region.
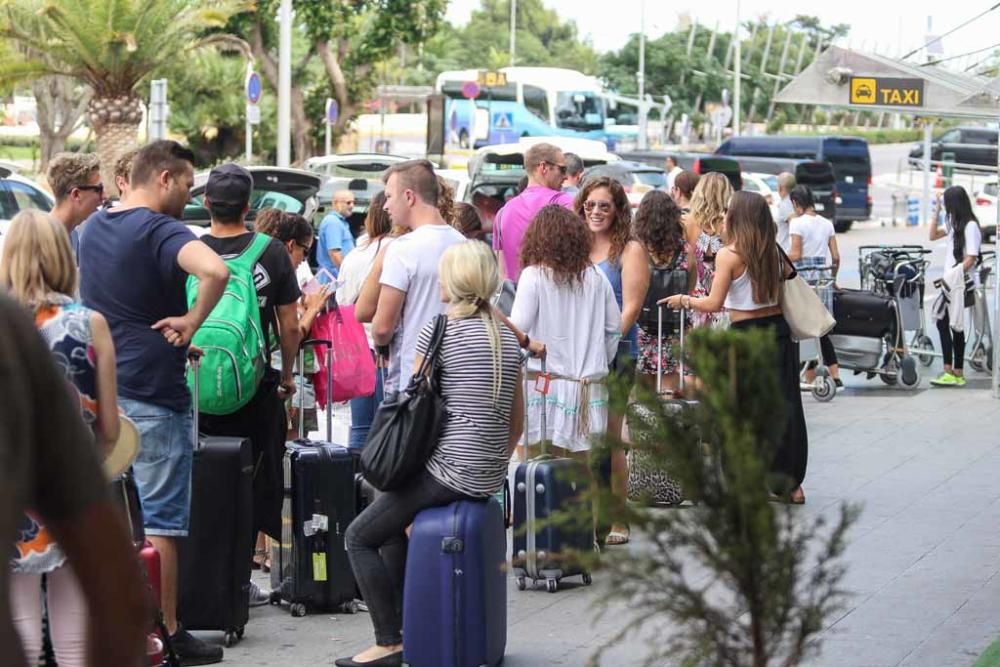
[197,163,302,608]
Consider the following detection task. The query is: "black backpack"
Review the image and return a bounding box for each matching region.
[639,250,690,335]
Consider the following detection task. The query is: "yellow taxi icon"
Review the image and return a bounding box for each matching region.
[851,78,877,104]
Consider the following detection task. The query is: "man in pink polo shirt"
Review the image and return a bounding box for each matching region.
[493,143,575,282]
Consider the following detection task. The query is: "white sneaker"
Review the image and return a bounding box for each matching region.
[248,580,271,607]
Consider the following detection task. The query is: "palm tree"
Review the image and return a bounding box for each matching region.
[0,0,250,192]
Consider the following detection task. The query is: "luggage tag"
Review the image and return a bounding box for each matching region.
[312,553,328,581]
[533,373,551,395]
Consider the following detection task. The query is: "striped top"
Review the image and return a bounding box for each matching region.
[417,315,522,497]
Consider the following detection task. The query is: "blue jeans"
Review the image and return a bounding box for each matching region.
[348,358,384,450]
[119,398,193,537]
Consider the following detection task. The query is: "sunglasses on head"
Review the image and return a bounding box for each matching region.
[583,200,613,213]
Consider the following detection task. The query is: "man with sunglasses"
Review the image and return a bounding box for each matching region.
[197,163,303,609]
[46,152,103,257]
[492,142,575,282]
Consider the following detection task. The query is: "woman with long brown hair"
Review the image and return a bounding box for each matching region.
[662,191,807,504]
[510,205,621,460]
[574,176,648,546]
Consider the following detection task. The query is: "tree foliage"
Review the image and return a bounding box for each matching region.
[588,327,859,666]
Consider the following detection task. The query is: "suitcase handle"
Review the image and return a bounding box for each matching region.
[298,338,334,442]
[188,352,201,450]
[657,305,687,396]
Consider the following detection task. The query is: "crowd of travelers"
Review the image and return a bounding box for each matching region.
[1,136,981,667]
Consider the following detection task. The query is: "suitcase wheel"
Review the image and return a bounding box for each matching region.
[268,590,281,605]
[290,602,307,617]
[545,579,558,594]
[224,631,239,648]
[516,576,526,591]
[341,600,360,614]
[582,572,593,586]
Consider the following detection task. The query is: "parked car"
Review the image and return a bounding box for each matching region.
[740,172,781,222]
[581,161,667,207]
[617,149,743,191]
[973,182,998,243]
[732,156,843,231]
[183,166,322,229]
[716,135,872,226]
[306,153,412,237]
[909,126,998,170]
[0,164,54,251]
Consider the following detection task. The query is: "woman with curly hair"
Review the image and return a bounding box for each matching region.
[633,191,707,390]
[511,205,621,459]
[574,177,648,545]
[686,172,733,328]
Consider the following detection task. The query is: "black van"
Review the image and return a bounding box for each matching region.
[617,150,743,191]
[733,156,838,228]
[716,136,871,231]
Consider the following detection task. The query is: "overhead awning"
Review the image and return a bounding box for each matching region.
[774,45,1000,119]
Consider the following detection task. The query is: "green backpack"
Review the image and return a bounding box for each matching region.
[186,233,271,415]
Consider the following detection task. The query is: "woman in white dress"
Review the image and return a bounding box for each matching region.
[510,205,621,458]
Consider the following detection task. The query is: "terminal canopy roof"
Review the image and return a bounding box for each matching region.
[774,45,1000,119]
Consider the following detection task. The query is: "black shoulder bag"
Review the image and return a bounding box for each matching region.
[361,315,448,491]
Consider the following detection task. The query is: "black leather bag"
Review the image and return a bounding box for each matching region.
[832,289,896,339]
[361,315,448,491]
[639,250,689,335]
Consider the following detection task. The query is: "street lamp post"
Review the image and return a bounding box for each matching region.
[509,0,517,66]
[637,0,647,149]
[277,0,292,167]
[733,0,742,137]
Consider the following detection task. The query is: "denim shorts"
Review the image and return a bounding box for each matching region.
[119,398,193,537]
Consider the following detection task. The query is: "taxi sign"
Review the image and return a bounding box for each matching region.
[849,77,924,107]
[478,71,508,87]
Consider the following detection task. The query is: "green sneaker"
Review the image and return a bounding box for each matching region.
[930,372,959,386]
[955,375,967,387]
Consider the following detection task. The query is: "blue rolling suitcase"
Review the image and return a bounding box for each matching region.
[270,341,359,617]
[403,499,507,667]
[512,358,594,593]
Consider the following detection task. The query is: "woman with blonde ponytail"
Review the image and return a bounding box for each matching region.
[341,240,524,667]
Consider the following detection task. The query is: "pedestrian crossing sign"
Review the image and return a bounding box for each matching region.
[493,112,513,129]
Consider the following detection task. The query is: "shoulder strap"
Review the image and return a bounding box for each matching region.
[228,233,271,274]
[776,244,797,281]
[416,314,448,379]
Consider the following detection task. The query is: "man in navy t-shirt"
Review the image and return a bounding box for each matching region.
[78,140,230,665]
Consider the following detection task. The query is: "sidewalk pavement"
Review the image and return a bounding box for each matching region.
[201,360,1000,666]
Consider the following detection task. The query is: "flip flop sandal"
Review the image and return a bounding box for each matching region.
[604,530,630,546]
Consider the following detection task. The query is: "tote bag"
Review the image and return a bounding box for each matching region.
[311,303,377,405]
[361,315,448,491]
[777,246,836,342]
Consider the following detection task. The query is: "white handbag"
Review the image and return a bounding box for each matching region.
[777,247,836,342]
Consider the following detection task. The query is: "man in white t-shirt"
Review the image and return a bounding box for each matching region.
[372,159,466,393]
[775,172,796,251]
[664,155,683,191]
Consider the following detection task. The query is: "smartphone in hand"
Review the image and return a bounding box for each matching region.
[302,268,335,295]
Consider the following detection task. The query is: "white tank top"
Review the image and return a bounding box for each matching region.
[724,268,778,311]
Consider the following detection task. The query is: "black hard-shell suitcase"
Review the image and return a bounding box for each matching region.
[512,358,594,593]
[270,340,360,616]
[177,352,254,647]
[832,288,897,339]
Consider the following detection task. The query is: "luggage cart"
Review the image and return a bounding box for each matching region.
[911,250,995,373]
[858,245,935,366]
[797,262,837,402]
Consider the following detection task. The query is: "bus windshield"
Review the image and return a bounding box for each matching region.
[555,91,604,131]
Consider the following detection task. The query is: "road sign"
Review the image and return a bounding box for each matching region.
[850,77,924,107]
[461,81,481,99]
[246,104,261,125]
[326,98,339,125]
[478,71,508,87]
[492,111,513,130]
[246,71,262,105]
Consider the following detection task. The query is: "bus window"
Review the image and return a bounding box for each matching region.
[523,85,549,122]
[555,91,604,131]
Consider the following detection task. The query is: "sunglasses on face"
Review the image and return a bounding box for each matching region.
[544,161,568,175]
[583,200,613,213]
[296,241,312,252]
[77,183,104,195]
